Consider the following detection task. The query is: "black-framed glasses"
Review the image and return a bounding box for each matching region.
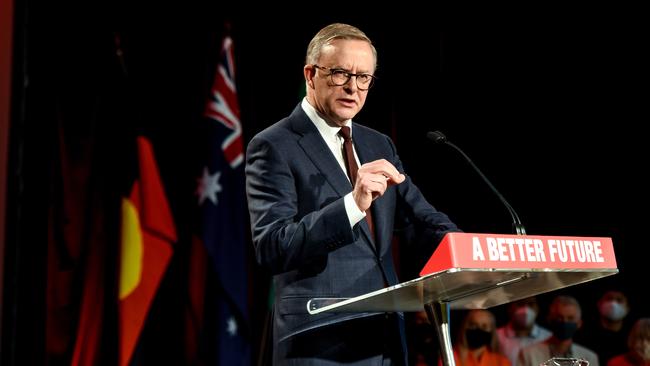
[313,64,376,90]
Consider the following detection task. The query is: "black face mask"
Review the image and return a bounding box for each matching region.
[465,328,492,349]
[549,321,578,340]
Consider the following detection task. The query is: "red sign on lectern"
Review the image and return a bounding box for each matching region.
[420,233,617,277]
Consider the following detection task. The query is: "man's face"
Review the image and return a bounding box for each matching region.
[306,39,375,126]
[547,302,582,340]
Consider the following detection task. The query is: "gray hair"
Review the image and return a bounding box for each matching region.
[305,23,377,68]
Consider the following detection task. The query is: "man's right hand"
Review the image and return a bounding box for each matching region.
[352,159,405,211]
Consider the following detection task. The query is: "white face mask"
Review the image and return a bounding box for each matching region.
[513,306,536,327]
[599,300,628,321]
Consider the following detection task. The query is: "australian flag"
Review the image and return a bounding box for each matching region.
[195,33,250,365]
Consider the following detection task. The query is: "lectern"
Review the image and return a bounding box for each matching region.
[307,233,618,366]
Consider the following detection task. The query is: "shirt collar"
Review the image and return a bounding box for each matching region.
[301,98,352,142]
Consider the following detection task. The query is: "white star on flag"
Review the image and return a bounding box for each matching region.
[226,316,238,336]
[196,166,222,206]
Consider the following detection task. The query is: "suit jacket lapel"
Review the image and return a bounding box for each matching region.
[289,106,381,255]
[290,106,352,199]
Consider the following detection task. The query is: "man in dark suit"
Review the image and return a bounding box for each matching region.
[245,23,460,365]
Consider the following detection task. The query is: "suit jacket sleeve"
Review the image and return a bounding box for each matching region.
[387,134,461,244]
[245,134,357,274]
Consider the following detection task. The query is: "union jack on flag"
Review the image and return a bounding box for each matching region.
[204,35,243,168]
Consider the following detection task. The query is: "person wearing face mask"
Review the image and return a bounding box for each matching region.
[412,310,440,366]
[438,309,511,366]
[516,295,599,366]
[575,290,632,366]
[608,318,650,366]
[497,297,552,365]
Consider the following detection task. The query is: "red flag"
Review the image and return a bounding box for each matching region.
[47,121,86,362]
[66,125,112,366]
[184,236,208,364]
[118,136,177,366]
[69,224,107,366]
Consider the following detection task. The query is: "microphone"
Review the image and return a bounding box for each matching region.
[427,131,526,235]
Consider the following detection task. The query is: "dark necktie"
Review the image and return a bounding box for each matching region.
[339,126,375,241]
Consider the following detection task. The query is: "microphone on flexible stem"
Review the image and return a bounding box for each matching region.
[427,130,526,235]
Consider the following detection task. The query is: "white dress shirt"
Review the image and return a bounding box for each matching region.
[301,98,366,228]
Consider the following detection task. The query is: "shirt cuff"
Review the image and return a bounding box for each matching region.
[344,192,366,228]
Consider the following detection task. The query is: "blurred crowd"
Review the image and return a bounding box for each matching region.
[411,291,650,366]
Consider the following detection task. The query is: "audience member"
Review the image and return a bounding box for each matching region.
[576,290,632,366]
[413,310,440,366]
[440,309,511,366]
[497,297,552,365]
[517,295,598,366]
[607,318,650,366]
